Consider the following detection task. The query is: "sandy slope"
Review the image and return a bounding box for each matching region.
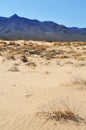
[0,40,86,130]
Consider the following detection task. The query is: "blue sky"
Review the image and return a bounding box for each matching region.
[0,0,86,27]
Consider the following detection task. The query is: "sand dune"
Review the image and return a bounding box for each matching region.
[0,40,86,130]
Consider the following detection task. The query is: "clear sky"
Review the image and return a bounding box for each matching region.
[0,0,86,27]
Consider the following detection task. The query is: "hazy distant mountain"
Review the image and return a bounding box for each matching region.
[0,14,86,41]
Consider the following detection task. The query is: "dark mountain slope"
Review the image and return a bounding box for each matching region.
[0,14,86,41]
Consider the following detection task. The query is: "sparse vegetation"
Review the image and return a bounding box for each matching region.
[0,40,86,130]
[42,109,84,123]
[21,55,28,62]
[71,78,86,90]
[7,54,15,60]
[37,106,85,124]
[26,62,36,67]
[8,66,19,72]
[0,41,86,61]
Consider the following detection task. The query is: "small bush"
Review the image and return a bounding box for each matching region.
[7,55,15,60]
[45,110,84,123]
[9,66,19,72]
[38,109,85,124]
[26,62,36,67]
[21,55,28,62]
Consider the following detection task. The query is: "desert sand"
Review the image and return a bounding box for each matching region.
[0,40,86,130]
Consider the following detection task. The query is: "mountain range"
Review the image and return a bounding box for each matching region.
[0,14,86,41]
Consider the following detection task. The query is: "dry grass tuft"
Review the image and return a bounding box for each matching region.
[37,100,86,124]
[71,78,86,90]
[8,66,19,72]
[73,79,86,86]
[46,110,83,122]
[26,62,36,67]
[7,55,15,60]
[38,108,85,124]
[21,55,28,62]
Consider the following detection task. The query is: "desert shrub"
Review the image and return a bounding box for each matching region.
[9,66,19,72]
[43,109,84,123]
[21,55,28,62]
[42,50,57,59]
[38,108,85,124]
[37,100,86,124]
[26,62,36,67]
[0,41,7,45]
[72,78,86,87]
[9,41,15,45]
[7,54,15,60]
